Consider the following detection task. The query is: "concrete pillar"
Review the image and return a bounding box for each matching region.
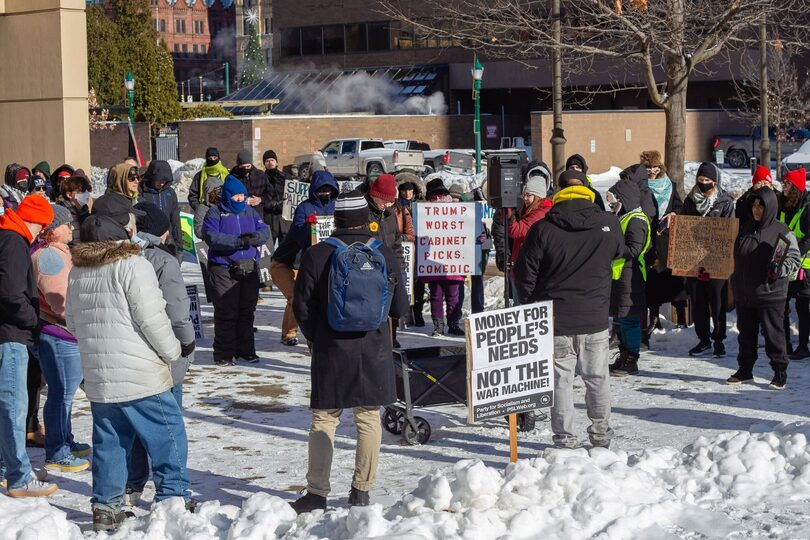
[0,0,91,173]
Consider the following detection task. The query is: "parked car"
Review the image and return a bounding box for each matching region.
[783,140,810,172]
[383,140,477,175]
[293,138,424,179]
[713,127,810,168]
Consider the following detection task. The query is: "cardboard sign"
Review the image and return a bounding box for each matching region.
[185,284,205,340]
[282,180,310,221]
[466,302,554,422]
[402,241,414,302]
[179,212,197,262]
[414,202,479,277]
[314,216,335,243]
[667,215,739,279]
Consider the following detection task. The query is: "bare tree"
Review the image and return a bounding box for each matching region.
[379,0,809,193]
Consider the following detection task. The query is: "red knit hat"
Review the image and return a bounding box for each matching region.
[752,165,772,185]
[17,195,55,227]
[785,168,807,193]
[15,168,30,182]
[369,174,398,203]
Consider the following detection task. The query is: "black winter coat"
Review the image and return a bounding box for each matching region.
[293,229,410,409]
[621,164,658,221]
[781,192,810,298]
[731,188,800,307]
[681,188,735,218]
[0,229,39,346]
[231,166,272,218]
[264,168,288,218]
[608,179,649,315]
[139,174,182,249]
[514,192,624,335]
[367,195,403,264]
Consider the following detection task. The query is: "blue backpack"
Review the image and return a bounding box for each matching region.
[323,238,392,332]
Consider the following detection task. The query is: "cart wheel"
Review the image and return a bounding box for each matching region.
[517,411,537,432]
[402,416,431,445]
[382,409,404,435]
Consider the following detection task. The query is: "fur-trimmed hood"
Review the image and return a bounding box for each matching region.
[71,241,141,267]
[396,172,426,199]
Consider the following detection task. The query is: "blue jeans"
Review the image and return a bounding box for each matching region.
[38,333,84,462]
[91,389,190,511]
[0,342,34,488]
[126,383,183,492]
[618,316,642,355]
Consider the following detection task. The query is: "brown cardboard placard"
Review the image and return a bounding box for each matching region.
[667,215,739,279]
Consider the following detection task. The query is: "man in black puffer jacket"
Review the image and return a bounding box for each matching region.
[729,187,799,390]
[515,170,624,449]
[139,160,181,255]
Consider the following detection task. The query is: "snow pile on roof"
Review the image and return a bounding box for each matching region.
[5,423,810,539]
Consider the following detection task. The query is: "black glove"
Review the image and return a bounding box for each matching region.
[241,232,263,246]
[239,236,251,249]
[181,341,196,357]
[495,253,505,273]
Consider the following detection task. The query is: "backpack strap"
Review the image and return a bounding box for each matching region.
[365,238,383,250]
[323,238,346,250]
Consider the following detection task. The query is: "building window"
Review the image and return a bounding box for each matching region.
[160,19,166,32]
[264,48,271,66]
[182,43,188,56]
[265,18,270,35]
[300,26,322,55]
[176,19,187,34]
[392,21,414,50]
[174,43,180,53]
[281,28,301,56]
[201,44,207,55]
[345,23,366,53]
[366,22,390,52]
[323,25,344,54]
[193,44,198,54]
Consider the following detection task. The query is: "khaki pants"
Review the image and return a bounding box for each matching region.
[269,260,297,340]
[306,407,381,496]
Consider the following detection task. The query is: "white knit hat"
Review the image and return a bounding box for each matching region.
[524,177,547,198]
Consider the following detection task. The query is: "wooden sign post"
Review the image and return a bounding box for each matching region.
[667,215,739,279]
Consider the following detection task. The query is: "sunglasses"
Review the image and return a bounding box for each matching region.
[34,187,46,192]
[128,175,140,182]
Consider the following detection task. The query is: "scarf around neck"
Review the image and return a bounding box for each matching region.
[690,188,717,216]
[647,176,673,216]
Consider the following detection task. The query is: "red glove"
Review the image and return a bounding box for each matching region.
[305,212,318,224]
[767,268,778,281]
[697,268,711,282]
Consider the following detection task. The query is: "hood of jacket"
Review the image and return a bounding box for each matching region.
[141,160,174,191]
[395,172,426,199]
[309,170,339,201]
[545,194,605,233]
[608,178,642,215]
[71,240,141,268]
[743,186,779,233]
[565,154,588,174]
[620,164,648,187]
[107,163,137,199]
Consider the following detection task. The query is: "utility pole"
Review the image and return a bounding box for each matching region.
[759,15,770,169]
[550,0,566,186]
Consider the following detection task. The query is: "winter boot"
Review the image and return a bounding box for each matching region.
[431,319,445,337]
[725,368,754,385]
[412,308,425,327]
[789,344,810,360]
[92,507,134,532]
[291,491,327,515]
[713,341,726,358]
[612,352,639,377]
[348,487,370,507]
[609,348,627,373]
[769,369,787,390]
[447,320,465,336]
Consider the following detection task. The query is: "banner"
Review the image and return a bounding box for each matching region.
[282,180,310,221]
[667,215,739,279]
[179,212,197,262]
[466,302,554,422]
[402,241,414,302]
[414,202,479,277]
[185,284,205,340]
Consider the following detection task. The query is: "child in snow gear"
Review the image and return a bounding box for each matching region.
[779,168,810,359]
[291,191,409,513]
[728,188,800,390]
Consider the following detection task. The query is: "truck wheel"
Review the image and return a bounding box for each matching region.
[366,162,384,177]
[726,149,747,169]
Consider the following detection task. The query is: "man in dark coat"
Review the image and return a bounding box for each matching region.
[291,190,409,514]
[515,170,623,449]
[262,150,290,248]
[139,160,182,254]
[779,168,810,359]
[729,188,799,390]
[565,154,606,211]
[189,147,229,212]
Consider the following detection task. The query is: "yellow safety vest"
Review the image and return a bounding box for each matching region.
[612,211,651,281]
[779,208,810,269]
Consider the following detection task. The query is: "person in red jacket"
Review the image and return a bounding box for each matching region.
[507,175,553,303]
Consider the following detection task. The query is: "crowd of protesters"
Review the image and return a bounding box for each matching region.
[1,147,807,528]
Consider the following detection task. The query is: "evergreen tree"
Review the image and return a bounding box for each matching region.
[239,18,266,87]
[86,6,125,106]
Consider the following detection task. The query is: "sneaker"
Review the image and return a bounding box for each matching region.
[7,479,58,498]
[45,455,90,473]
[713,341,726,358]
[348,487,370,507]
[726,370,754,385]
[123,487,142,507]
[291,491,327,515]
[71,442,92,458]
[281,337,299,346]
[2,469,47,489]
[238,354,260,363]
[769,370,787,390]
[688,341,712,356]
[789,345,810,360]
[93,507,134,532]
[214,358,235,366]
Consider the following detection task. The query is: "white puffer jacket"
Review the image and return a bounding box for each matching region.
[66,241,181,403]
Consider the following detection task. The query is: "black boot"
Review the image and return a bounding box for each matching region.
[291,492,327,515]
[789,344,810,360]
[726,368,754,385]
[93,508,135,532]
[769,369,787,390]
[431,318,445,337]
[609,348,627,373]
[348,487,370,507]
[447,320,465,336]
[412,308,425,327]
[612,352,639,377]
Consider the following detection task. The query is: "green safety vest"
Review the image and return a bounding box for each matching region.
[779,208,810,269]
[612,211,651,281]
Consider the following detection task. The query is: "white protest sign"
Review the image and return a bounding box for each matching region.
[466,301,554,423]
[282,179,310,221]
[414,202,478,277]
[314,216,335,243]
[401,241,414,302]
[185,285,205,340]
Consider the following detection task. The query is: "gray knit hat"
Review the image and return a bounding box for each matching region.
[44,204,72,232]
[334,190,369,228]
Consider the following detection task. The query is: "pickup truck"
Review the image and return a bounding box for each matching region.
[384,140,476,174]
[713,128,810,169]
[293,139,424,179]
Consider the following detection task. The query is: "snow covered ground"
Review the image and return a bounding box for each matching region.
[3,258,810,539]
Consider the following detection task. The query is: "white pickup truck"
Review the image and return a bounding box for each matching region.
[293,138,424,179]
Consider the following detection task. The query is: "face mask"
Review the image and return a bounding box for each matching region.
[131,233,149,249]
[205,158,219,167]
[16,181,29,192]
[697,182,714,194]
[237,167,250,179]
[318,194,331,205]
[75,191,90,206]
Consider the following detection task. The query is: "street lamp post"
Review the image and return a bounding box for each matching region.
[124,71,135,125]
[472,55,484,175]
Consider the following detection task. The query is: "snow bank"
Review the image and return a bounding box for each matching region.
[7,423,810,539]
[424,170,486,194]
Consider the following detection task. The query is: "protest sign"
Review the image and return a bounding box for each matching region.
[185,284,205,340]
[315,216,335,243]
[466,301,554,423]
[402,241,414,302]
[282,179,310,221]
[667,215,739,279]
[179,212,197,262]
[414,202,479,277]
[338,180,362,193]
